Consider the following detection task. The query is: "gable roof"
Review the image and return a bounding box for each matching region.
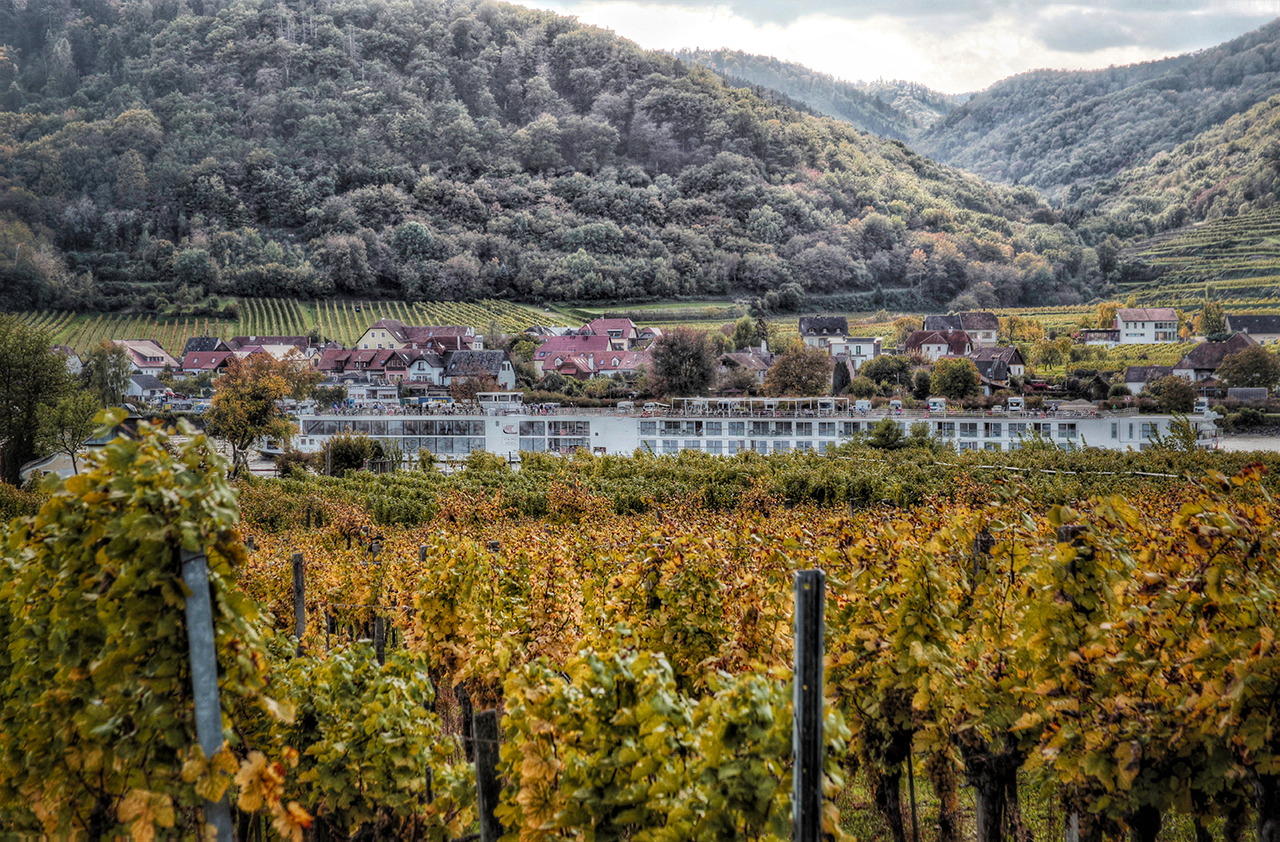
[1175,332,1256,371]
[1227,314,1280,335]
[130,373,167,390]
[534,334,614,361]
[114,340,179,370]
[1124,365,1174,383]
[924,311,999,333]
[583,318,639,338]
[445,349,505,377]
[967,346,1025,366]
[719,350,774,372]
[1116,308,1178,323]
[227,335,311,353]
[184,336,230,354]
[182,351,235,371]
[798,316,848,337]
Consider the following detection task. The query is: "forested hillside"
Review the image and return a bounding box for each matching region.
[1074,94,1280,241]
[673,48,957,141]
[0,0,1105,316]
[916,18,1280,197]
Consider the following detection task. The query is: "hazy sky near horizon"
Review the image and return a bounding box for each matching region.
[522,0,1280,93]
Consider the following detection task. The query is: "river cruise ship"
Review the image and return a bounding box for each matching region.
[291,394,1219,460]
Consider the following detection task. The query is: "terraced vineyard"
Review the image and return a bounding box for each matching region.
[11,298,545,356]
[1121,205,1280,298]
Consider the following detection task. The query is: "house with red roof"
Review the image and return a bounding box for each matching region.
[905,330,972,362]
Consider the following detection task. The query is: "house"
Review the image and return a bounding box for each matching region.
[1078,329,1120,348]
[51,345,82,376]
[923,312,999,347]
[905,330,972,362]
[637,326,664,344]
[183,336,231,355]
[1173,332,1256,382]
[126,374,170,402]
[828,336,881,369]
[532,335,614,377]
[580,318,640,350]
[1124,366,1174,395]
[443,350,516,390]
[1225,314,1280,343]
[799,317,849,349]
[182,351,235,376]
[1115,308,1179,344]
[112,340,179,376]
[967,346,1026,388]
[718,349,775,385]
[355,320,477,351]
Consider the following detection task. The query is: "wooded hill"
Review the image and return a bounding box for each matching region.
[0,0,1107,316]
[672,49,958,142]
[915,18,1280,198]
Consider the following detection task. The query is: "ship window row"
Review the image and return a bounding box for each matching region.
[303,419,485,436]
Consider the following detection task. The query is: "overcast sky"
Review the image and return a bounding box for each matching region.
[522,0,1280,93]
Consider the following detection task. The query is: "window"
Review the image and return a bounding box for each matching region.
[1140,422,1157,440]
[663,440,679,454]
[957,441,977,451]
[707,440,723,455]
[1058,423,1077,440]
[1111,422,1118,440]
[640,440,657,453]
[705,421,723,436]
[753,440,769,454]
[984,442,1001,451]
[796,422,813,437]
[984,422,1002,438]
[775,421,793,436]
[841,422,858,436]
[751,421,770,437]
[960,422,978,438]
[682,440,700,451]
[819,422,837,437]
[774,440,790,453]
[936,422,955,438]
[819,441,832,453]
[521,421,546,436]
[639,420,656,435]
[729,421,746,437]
[796,440,813,452]
[728,440,743,455]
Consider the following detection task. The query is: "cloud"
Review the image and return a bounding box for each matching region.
[529,0,1279,92]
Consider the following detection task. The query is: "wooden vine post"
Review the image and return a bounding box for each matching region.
[180,548,236,840]
[793,569,825,842]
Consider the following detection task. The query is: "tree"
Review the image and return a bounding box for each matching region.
[731,315,757,350]
[449,366,501,404]
[80,340,134,407]
[37,392,101,475]
[892,317,922,347]
[1144,375,1196,414]
[1095,301,1120,330]
[312,384,347,407]
[931,358,980,400]
[912,370,931,400]
[205,355,313,476]
[1030,338,1064,370]
[0,316,72,485]
[1196,300,1228,337]
[650,328,716,397]
[1216,345,1280,391]
[867,417,905,450]
[859,355,912,390]
[763,345,832,397]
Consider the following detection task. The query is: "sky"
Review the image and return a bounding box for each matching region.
[521,0,1280,93]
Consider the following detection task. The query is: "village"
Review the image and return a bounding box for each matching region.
[29,303,1278,474]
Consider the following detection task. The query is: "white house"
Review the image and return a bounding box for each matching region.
[1115,308,1179,344]
[799,317,849,349]
[905,330,972,362]
[113,340,180,376]
[923,312,999,347]
[828,336,881,370]
[126,374,171,402]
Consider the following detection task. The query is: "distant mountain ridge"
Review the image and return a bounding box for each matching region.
[915,18,1280,197]
[673,48,958,142]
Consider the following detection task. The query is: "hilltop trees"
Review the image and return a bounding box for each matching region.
[0,0,1101,314]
